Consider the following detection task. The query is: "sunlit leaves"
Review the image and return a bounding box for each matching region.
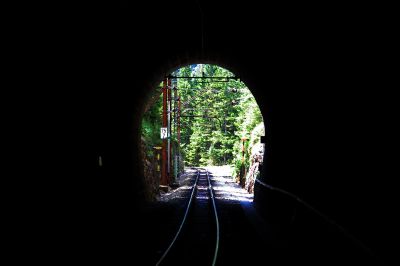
[141,64,264,173]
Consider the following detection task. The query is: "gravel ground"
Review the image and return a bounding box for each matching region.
[159,168,198,202]
[160,166,254,203]
[153,166,264,265]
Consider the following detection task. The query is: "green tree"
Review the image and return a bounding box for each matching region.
[141,64,265,185]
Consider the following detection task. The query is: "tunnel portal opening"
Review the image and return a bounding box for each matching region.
[140,64,265,202]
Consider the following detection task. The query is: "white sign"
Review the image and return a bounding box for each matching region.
[161,127,168,139]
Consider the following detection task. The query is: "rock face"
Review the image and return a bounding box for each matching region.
[245,143,264,193]
[141,136,160,201]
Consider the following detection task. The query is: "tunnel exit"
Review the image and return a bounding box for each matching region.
[140,64,265,201]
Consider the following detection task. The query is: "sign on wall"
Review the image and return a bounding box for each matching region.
[161,127,168,139]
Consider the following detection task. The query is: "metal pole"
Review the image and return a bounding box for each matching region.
[244,140,248,179]
[241,139,245,187]
[167,78,172,184]
[240,137,248,187]
[161,78,168,186]
[178,100,181,142]
[178,88,181,171]
[223,112,226,164]
[173,84,178,181]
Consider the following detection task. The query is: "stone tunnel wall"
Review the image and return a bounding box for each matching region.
[34,1,397,264]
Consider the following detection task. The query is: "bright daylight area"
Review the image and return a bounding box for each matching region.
[140,64,265,202]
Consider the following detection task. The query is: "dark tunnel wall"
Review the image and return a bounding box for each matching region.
[21,1,397,264]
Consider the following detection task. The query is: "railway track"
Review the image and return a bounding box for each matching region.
[151,168,383,265]
[156,169,220,266]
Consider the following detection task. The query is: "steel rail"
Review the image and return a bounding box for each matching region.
[155,170,200,266]
[207,170,220,266]
[156,169,221,266]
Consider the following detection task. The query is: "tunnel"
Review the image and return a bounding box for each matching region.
[22,1,397,265]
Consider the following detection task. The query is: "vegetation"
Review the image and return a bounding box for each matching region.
[141,64,264,184]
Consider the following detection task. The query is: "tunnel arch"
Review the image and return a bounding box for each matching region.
[28,2,394,264]
[136,60,270,202]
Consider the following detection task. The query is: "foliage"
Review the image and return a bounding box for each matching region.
[141,64,265,182]
[141,89,163,156]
